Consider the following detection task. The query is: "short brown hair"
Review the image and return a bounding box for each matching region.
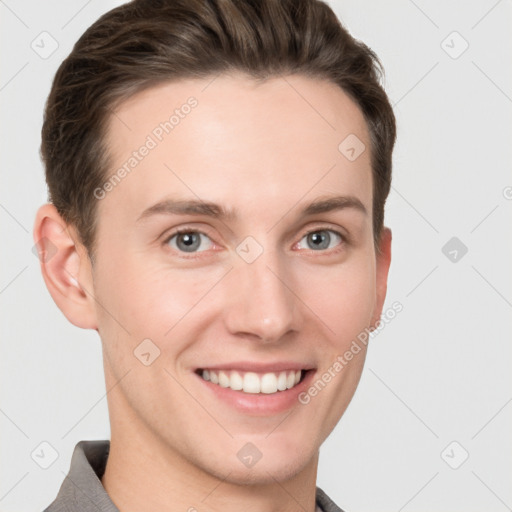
[41,0,396,263]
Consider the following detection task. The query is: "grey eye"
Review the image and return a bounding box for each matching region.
[167,231,213,253]
[297,230,342,251]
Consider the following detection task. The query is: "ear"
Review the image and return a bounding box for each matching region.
[370,227,392,328]
[33,203,98,330]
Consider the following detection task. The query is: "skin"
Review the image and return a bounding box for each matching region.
[34,73,392,512]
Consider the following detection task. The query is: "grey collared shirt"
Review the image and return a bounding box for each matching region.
[43,440,346,512]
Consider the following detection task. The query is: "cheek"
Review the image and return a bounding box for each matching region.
[297,254,376,345]
[93,247,227,358]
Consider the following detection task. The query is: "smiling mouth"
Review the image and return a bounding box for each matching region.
[196,368,308,394]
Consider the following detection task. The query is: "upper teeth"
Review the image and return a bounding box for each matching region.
[201,369,302,394]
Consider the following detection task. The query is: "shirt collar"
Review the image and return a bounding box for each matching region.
[45,440,118,512]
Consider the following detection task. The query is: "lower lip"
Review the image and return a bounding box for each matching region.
[195,370,316,415]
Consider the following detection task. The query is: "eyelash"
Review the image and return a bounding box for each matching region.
[162,225,347,259]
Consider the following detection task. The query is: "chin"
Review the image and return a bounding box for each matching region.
[217,460,309,486]
[197,443,315,486]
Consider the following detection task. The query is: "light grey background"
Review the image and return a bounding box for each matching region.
[1,1,511,511]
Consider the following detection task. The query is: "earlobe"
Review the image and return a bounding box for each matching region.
[33,203,98,330]
[370,227,392,328]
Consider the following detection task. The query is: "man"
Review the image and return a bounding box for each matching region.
[33,0,395,510]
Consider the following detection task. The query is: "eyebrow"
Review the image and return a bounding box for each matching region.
[136,194,367,223]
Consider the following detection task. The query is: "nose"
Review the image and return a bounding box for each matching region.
[222,246,302,344]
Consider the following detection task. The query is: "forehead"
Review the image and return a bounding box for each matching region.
[100,73,372,227]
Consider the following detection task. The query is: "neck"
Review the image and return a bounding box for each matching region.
[101,419,319,512]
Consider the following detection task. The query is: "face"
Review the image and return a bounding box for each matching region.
[46,73,391,484]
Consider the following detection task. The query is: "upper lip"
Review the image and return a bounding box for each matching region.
[196,361,315,373]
